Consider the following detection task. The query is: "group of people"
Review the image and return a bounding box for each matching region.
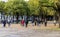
[32,17,47,26]
[1,15,48,27]
[20,16,47,27]
[21,17,58,27]
[20,16,28,27]
[1,15,29,27]
[2,16,11,27]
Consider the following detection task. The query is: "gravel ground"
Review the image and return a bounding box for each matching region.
[0,23,59,37]
[0,27,60,37]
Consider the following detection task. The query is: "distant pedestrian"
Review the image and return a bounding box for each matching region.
[54,20,56,26]
[35,18,37,26]
[41,19,44,24]
[31,16,34,26]
[3,19,6,27]
[7,17,11,27]
[24,16,28,27]
[44,19,47,27]
[21,19,25,26]
[25,17,28,27]
[37,18,40,26]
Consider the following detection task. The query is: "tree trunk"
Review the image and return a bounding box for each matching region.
[16,13,19,24]
[44,19,47,27]
[58,14,60,28]
[16,16,19,23]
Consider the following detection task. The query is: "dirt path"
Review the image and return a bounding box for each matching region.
[0,24,60,37]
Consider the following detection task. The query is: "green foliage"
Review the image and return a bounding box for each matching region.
[0,1,5,12]
[4,0,29,16]
[28,0,40,16]
[0,0,59,16]
[39,0,58,16]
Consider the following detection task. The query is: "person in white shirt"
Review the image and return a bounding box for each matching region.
[7,16,11,27]
[54,20,56,26]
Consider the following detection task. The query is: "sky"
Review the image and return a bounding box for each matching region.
[0,0,29,2]
[25,0,29,1]
[0,0,8,2]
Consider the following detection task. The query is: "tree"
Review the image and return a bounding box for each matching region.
[55,0,60,28]
[0,1,5,13]
[4,0,29,23]
[38,0,58,26]
[28,0,40,16]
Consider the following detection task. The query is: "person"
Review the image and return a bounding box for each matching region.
[35,17,37,26]
[25,17,28,27]
[44,18,47,27]
[24,16,28,27]
[21,19,25,26]
[2,18,6,27]
[31,16,34,26]
[54,20,56,26]
[37,18,40,26]
[7,17,11,27]
[41,19,44,24]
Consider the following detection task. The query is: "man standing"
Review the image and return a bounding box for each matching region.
[7,16,11,27]
[2,17,6,27]
[44,18,47,27]
[24,16,28,27]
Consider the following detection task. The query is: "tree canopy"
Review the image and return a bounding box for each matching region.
[0,0,59,16]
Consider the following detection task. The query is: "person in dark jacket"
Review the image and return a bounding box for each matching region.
[2,18,6,27]
[44,18,47,27]
[31,16,34,26]
[37,18,40,26]
[35,18,37,26]
[24,16,28,27]
[25,17,28,27]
